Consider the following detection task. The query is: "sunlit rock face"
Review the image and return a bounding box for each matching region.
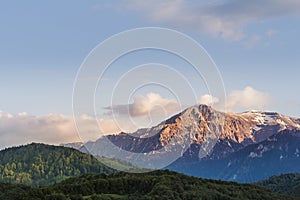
[80,105,300,181]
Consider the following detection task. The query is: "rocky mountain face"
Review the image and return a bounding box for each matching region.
[80,105,300,182]
[169,129,300,182]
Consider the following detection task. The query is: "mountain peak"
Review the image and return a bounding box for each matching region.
[98,105,300,150]
[184,104,216,115]
[80,105,300,181]
[163,104,215,125]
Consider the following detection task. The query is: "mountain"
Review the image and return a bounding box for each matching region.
[170,129,300,182]
[0,170,298,200]
[257,173,300,195]
[80,104,300,182]
[60,142,84,150]
[0,143,113,186]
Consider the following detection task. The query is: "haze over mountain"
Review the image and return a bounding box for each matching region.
[76,104,300,182]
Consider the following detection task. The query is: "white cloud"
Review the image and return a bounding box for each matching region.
[200,87,270,111]
[0,113,130,149]
[104,93,181,118]
[0,88,271,149]
[244,34,261,48]
[123,0,300,41]
[199,94,219,106]
[226,86,270,111]
[0,93,182,149]
[266,29,279,37]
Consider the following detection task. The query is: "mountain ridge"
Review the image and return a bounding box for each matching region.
[0,143,113,186]
[78,104,300,182]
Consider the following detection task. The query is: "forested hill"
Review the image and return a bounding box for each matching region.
[0,170,299,200]
[257,173,300,195]
[0,143,113,186]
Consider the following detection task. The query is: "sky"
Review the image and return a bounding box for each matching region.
[0,0,300,149]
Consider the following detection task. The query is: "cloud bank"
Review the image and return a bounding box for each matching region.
[104,93,181,118]
[199,86,270,111]
[0,88,270,149]
[123,0,300,41]
[0,93,181,149]
[226,86,270,111]
[0,112,125,149]
[199,94,219,106]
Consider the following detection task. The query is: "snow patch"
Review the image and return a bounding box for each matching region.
[226,140,232,148]
[227,162,232,167]
[249,152,261,158]
[257,144,264,150]
[276,119,287,128]
[295,148,299,157]
[233,174,237,180]
[251,126,262,132]
[249,145,269,158]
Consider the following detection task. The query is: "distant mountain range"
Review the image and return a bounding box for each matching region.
[72,104,300,182]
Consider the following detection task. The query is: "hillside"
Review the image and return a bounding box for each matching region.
[257,173,300,195]
[0,143,113,186]
[0,170,299,200]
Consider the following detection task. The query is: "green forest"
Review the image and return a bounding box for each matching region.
[257,173,300,195]
[0,143,299,199]
[1,170,299,200]
[0,143,113,186]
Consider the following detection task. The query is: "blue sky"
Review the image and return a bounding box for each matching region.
[0,0,300,148]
